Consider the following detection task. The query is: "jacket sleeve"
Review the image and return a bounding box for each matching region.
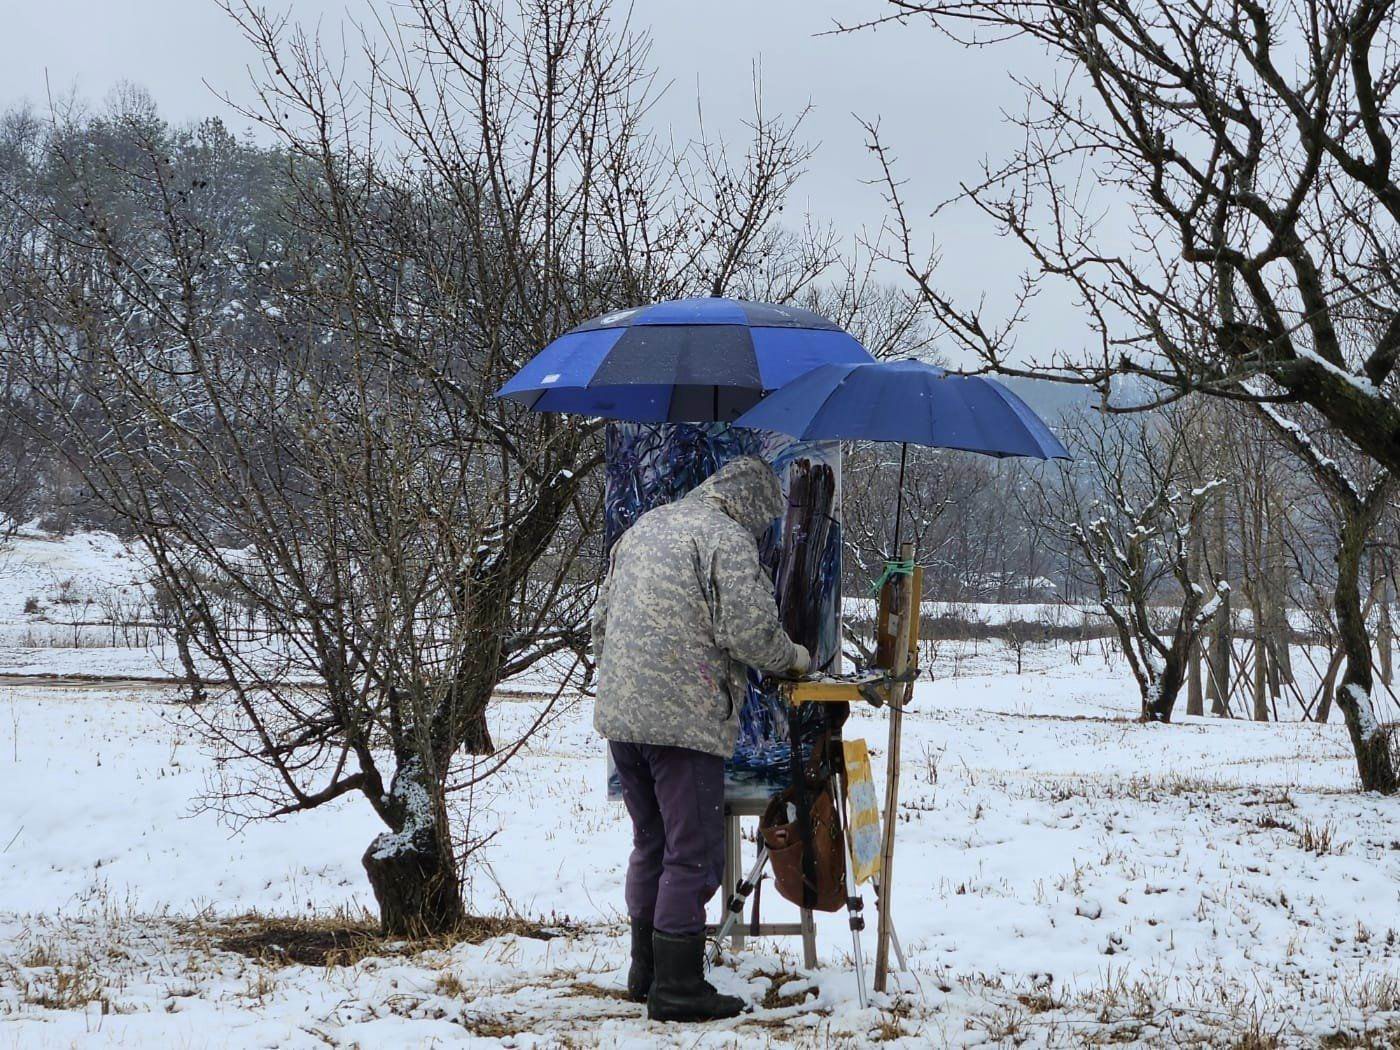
[706,527,807,675]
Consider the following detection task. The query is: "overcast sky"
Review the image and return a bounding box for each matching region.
[1,0,1083,366]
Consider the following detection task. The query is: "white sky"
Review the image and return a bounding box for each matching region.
[0,0,1085,364]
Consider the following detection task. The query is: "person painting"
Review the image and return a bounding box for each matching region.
[592,455,811,1022]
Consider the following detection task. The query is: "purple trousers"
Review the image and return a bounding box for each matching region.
[609,741,726,936]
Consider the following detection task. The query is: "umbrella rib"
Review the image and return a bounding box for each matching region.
[803,371,852,440]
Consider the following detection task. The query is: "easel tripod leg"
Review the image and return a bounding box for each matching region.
[724,810,745,950]
[843,870,870,1006]
[707,845,769,968]
[831,763,870,1010]
[874,542,917,994]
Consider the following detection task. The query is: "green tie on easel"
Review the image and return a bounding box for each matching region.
[870,557,914,594]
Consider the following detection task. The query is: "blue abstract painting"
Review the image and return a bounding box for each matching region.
[603,422,842,801]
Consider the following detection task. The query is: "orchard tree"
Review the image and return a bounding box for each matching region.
[4,0,831,933]
[1034,409,1227,722]
[850,0,1400,789]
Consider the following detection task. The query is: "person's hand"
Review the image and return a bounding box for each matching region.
[787,644,812,678]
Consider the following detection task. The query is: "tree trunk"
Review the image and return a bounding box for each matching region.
[1377,579,1394,687]
[1333,520,1398,794]
[1207,604,1231,714]
[1143,649,1188,723]
[1266,505,1293,684]
[362,758,466,935]
[1251,601,1269,722]
[1265,638,1282,703]
[1186,531,1204,716]
[172,623,208,706]
[1207,501,1231,715]
[1315,647,1342,724]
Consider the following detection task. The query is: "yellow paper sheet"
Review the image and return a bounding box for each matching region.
[841,738,882,885]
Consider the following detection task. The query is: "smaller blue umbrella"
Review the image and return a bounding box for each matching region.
[732,359,1069,548]
[496,297,874,423]
[732,359,1069,459]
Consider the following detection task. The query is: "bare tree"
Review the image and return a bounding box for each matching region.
[1253,403,1397,791]
[0,107,47,538]
[852,0,1400,474]
[4,0,830,933]
[847,0,1400,790]
[1033,409,1226,722]
[1205,490,1233,715]
[0,352,37,541]
[1216,409,1295,721]
[842,443,956,581]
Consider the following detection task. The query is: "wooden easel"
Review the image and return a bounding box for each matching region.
[707,554,920,1003]
[708,699,885,1010]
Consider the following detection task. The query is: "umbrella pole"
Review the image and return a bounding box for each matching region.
[874,539,916,993]
[891,442,908,557]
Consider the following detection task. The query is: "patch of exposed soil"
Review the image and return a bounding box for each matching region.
[211,913,569,967]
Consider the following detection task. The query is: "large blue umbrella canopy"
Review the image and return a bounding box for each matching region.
[733,359,1069,554]
[496,296,874,423]
[731,359,1070,460]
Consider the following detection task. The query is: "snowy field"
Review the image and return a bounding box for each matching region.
[3,653,1398,1047]
[0,530,166,679]
[0,532,1398,1047]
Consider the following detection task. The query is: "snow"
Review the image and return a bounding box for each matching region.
[846,598,1100,628]
[0,529,148,625]
[1344,681,1383,742]
[0,529,178,679]
[0,532,1397,1046]
[369,757,434,861]
[2,644,1398,1046]
[1294,345,1382,399]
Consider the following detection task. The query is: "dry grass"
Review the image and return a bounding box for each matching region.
[869,996,917,1042]
[433,970,467,997]
[1226,1028,1283,1050]
[458,1013,532,1038]
[1318,1027,1400,1049]
[19,959,108,1011]
[1296,818,1346,855]
[1017,989,1066,1014]
[752,966,818,1010]
[1033,771,1249,803]
[208,911,570,968]
[565,980,635,1002]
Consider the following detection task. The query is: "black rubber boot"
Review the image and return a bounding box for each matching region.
[646,931,745,1022]
[627,917,654,1002]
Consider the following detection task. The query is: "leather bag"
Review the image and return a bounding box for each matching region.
[759,736,847,913]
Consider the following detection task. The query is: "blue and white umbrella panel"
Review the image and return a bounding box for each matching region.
[496,297,873,423]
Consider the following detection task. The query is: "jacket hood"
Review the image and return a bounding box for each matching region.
[688,455,785,538]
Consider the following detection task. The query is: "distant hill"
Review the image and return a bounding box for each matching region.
[1001,374,1163,423]
[1000,376,1095,422]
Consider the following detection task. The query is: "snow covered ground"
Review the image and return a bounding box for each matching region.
[1,531,1398,1047]
[1,647,1397,1047]
[0,529,175,680]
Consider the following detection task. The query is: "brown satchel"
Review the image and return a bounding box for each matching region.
[759,736,847,913]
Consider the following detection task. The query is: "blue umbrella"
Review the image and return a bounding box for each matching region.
[735,359,1069,985]
[496,297,874,422]
[732,359,1069,548]
[732,359,1069,459]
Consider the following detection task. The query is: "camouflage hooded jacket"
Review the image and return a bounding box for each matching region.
[592,456,810,758]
